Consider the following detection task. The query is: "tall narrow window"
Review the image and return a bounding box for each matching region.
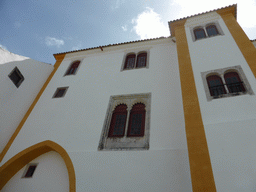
[206,25,219,37]
[53,87,68,98]
[207,75,226,97]
[127,103,146,137]
[108,104,128,137]
[136,53,147,68]
[224,72,245,93]
[194,28,206,40]
[65,61,80,75]
[124,54,136,69]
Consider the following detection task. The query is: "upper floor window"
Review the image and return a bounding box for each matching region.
[65,61,80,75]
[52,87,68,98]
[99,93,151,150]
[202,66,253,101]
[207,75,226,97]
[224,72,245,93]
[206,25,219,37]
[194,28,206,40]
[123,52,148,70]
[22,164,38,178]
[192,23,222,41]
[8,67,24,88]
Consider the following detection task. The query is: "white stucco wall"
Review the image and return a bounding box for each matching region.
[1,38,192,191]
[0,59,53,154]
[185,12,256,191]
[2,151,69,192]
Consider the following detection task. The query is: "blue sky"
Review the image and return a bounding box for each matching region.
[1,0,256,64]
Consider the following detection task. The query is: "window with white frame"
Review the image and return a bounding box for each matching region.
[122,51,148,70]
[98,93,151,150]
[201,66,253,101]
[192,22,222,41]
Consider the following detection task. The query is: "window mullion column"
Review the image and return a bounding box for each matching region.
[124,106,131,136]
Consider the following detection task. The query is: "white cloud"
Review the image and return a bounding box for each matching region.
[132,7,170,39]
[72,43,82,51]
[45,36,64,48]
[122,25,127,31]
[111,0,125,10]
[172,0,256,28]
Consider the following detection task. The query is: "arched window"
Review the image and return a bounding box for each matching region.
[65,61,80,75]
[194,28,206,40]
[207,75,226,96]
[224,72,245,93]
[127,103,146,137]
[136,53,147,68]
[108,104,128,137]
[124,54,136,69]
[206,25,219,37]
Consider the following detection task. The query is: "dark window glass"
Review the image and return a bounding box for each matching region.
[136,53,147,68]
[53,88,68,98]
[24,165,37,178]
[65,61,80,75]
[207,75,226,96]
[9,67,24,88]
[194,28,206,40]
[124,54,136,69]
[206,25,219,37]
[108,104,127,137]
[127,103,145,137]
[224,72,245,93]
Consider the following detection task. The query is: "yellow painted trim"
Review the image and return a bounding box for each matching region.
[217,12,256,78]
[175,24,216,191]
[0,54,66,162]
[0,140,75,191]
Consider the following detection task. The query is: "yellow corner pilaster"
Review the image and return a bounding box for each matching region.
[175,24,216,191]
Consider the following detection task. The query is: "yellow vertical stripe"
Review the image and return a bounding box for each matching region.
[175,25,216,191]
[0,54,66,162]
[217,12,256,78]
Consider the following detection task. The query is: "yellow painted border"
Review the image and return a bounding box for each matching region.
[174,23,216,191]
[217,12,256,78]
[0,54,66,162]
[0,140,75,191]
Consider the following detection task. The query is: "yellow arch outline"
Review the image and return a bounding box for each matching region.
[0,140,75,191]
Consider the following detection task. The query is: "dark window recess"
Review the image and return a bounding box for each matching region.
[136,53,147,68]
[8,67,24,88]
[53,87,68,98]
[224,72,245,93]
[108,104,127,137]
[124,54,136,69]
[24,165,37,178]
[127,103,146,137]
[194,28,206,40]
[206,25,219,37]
[65,61,80,75]
[207,75,226,97]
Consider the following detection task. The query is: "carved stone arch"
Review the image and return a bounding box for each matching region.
[0,140,75,192]
[223,68,239,75]
[131,100,147,110]
[112,102,128,111]
[205,72,221,78]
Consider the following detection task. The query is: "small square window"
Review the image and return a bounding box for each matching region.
[52,87,68,98]
[22,164,37,178]
[8,67,24,88]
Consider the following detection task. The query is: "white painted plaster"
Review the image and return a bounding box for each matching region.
[185,12,256,191]
[0,57,53,154]
[2,151,69,192]
[1,38,192,191]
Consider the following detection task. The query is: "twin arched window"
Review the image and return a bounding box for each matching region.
[65,61,80,75]
[124,52,147,70]
[108,103,146,137]
[207,71,245,97]
[194,24,219,40]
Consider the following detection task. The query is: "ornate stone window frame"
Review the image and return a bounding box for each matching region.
[98,93,151,151]
[201,65,254,101]
[190,21,224,42]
